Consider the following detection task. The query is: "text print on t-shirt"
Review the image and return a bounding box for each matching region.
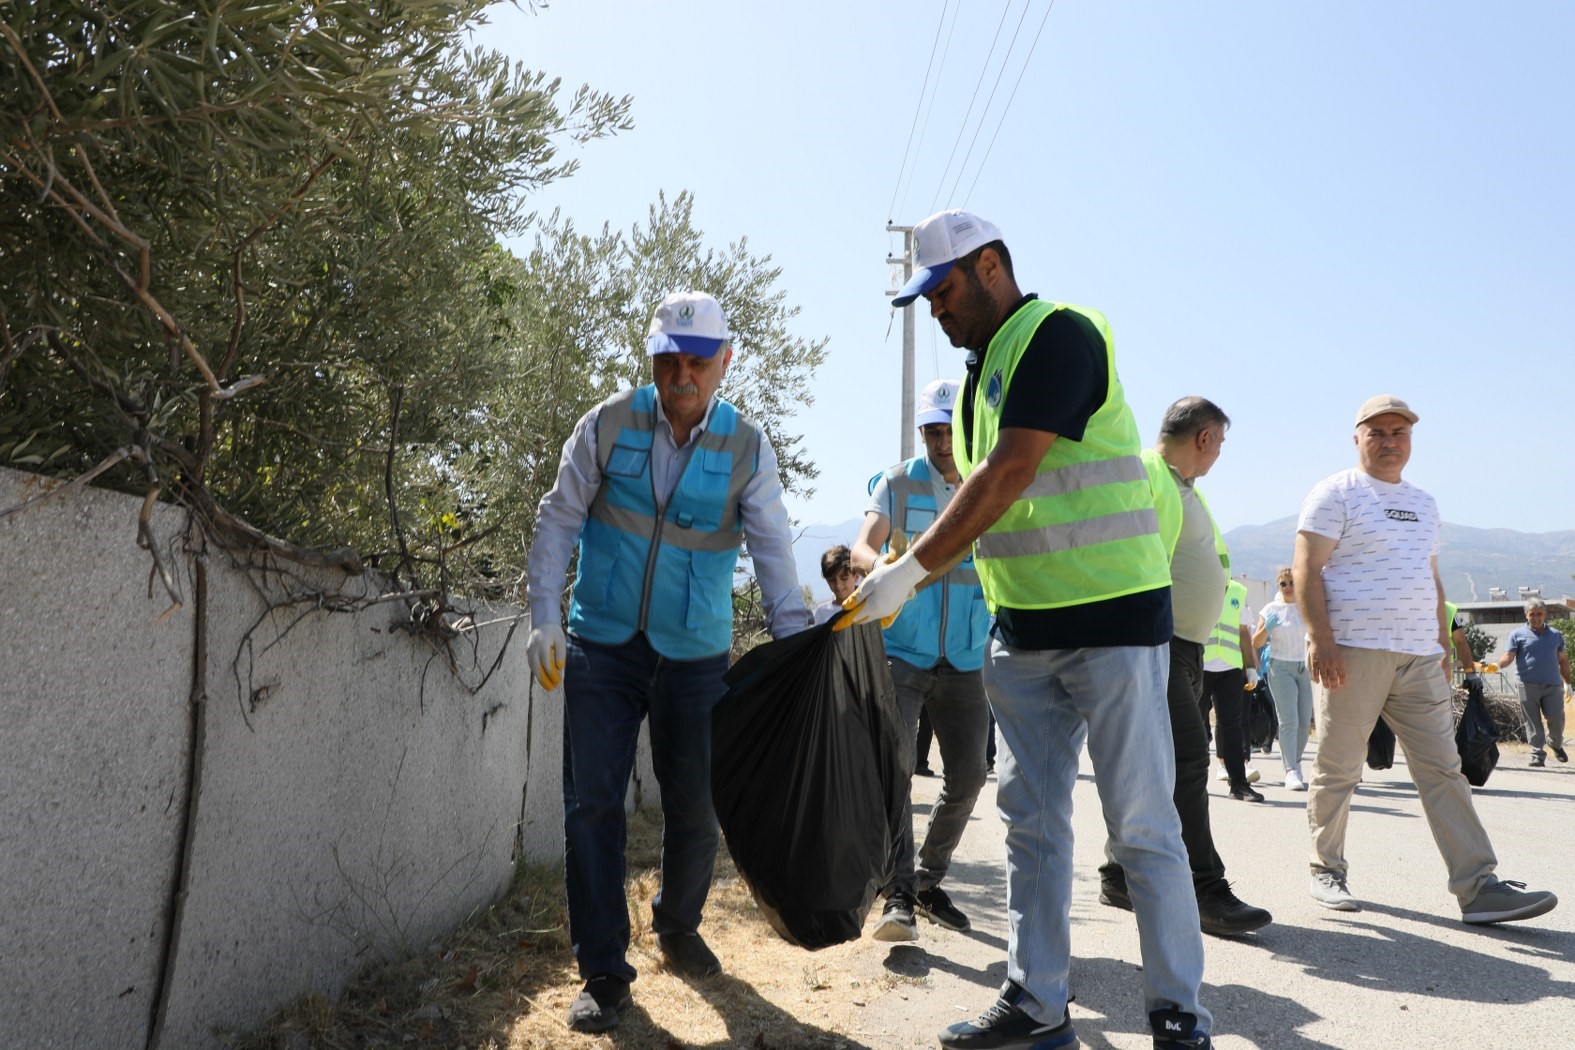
[1384,509,1419,521]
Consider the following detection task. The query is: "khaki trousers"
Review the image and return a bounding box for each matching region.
[1308,645,1497,904]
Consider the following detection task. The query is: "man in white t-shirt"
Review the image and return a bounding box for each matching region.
[1292,394,1558,925]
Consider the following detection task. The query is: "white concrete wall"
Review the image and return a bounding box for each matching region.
[0,466,648,1048]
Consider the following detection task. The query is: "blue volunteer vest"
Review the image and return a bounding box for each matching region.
[871,457,990,671]
[567,385,760,660]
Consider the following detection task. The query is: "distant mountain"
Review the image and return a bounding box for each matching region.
[1223,516,1575,601]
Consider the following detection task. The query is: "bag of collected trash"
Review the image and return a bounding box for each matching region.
[1456,676,1500,787]
[1249,678,1277,753]
[712,616,906,950]
[1366,716,1396,771]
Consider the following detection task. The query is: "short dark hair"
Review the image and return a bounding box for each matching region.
[1158,396,1230,440]
[954,239,1014,281]
[820,544,851,582]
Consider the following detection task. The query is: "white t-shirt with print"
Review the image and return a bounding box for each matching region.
[1258,599,1308,662]
[1298,468,1442,656]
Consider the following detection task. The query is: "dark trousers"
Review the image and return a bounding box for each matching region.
[1102,639,1226,893]
[1199,667,1251,789]
[561,632,728,983]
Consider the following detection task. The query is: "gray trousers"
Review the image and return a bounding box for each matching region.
[886,657,990,896]
[1520,681,1566,759]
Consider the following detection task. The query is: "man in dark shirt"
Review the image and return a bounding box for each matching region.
[846,209,1212,1050]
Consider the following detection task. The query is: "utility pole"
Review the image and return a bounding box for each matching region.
[886,223,915,461]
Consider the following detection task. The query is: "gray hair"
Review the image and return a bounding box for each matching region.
[1158,396,1230,440]
[1525,597,1547,613]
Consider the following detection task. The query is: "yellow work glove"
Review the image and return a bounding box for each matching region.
[527,623,566,690]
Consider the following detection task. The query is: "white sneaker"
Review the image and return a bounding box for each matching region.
[1245,767,1261,784]
[1285,768,1307,791]
[1214,766,1229,782]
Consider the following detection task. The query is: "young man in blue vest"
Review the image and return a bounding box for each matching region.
[851,378,991,942]
[525,291,811,1033]
[846,210,1213,1050]
[1097,398,1272,937]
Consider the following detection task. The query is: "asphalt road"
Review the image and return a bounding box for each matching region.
[848,734,1575,1049]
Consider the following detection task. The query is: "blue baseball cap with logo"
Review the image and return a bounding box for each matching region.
[646,291,730,358]
[891,209,1004,308]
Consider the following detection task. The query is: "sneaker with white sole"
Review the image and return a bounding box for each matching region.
[1284,768,1307,791]
[1213,766,1229,782]
[1151,1007,1212,1049]
[1460,879,1559,925]
[938,980,1078,1049]
[873,892,919,941]
[916,885,971,931]
[1310,871,1359,911]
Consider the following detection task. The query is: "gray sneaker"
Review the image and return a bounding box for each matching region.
[1310,871,1358,911]
[873,892,919,941]
[1461,880,1558,925]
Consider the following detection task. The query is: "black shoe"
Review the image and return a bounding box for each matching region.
[916,885,971,931]
[1531,755,1546,767]
[1196,881,1272,937]
[657,932,722,978]
[1553,746,1569,763]
[915,764,938,777]
[1098,876,1133,912]
[938,980,1078,1049]
[1227,784,1265,802]
[1151,1007,1211,1049]
[566,976,631,1033]
[873,892,919,942]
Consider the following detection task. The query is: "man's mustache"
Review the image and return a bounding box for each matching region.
[666,383,699,396]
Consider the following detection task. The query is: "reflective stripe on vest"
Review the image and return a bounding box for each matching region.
[953,299,1170,610]
[1204,579,1248,668]
[567,385,758,659]
[871,456,988,670]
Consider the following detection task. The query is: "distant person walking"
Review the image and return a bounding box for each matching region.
[1294,394,1558,925]
[1493,597,1571,767]
[1253,567,1314,790]
[850,377,991,943]
[844,209,1213,1050]
[525,291,811,1033]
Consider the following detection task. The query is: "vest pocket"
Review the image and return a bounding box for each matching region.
[605,443,649,478]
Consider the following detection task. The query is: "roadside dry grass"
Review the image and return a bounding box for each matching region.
[228,806,911,1049]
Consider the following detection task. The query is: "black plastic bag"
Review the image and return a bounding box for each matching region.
[1456,677,1500,787]
[1366,717,1396,770]
[711,617,906,950]
[1249,679,1278,752]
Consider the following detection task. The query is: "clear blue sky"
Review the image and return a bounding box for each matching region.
[476,0,1574,537]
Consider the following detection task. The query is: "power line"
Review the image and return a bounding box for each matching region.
[947,1,1034,205]
[887,0,953,224]
[928,1,1016,214]
[961,0,1058,207]
[896,0,963,224]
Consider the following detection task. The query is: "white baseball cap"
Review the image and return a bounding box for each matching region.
[891,209,1004,307]
[646,291,730,358]
[915,378,960,427]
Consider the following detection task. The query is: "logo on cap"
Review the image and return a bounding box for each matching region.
[677,304,695,326]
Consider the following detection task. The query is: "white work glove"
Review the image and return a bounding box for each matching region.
[528,623,567,691]
[1244,668,1259,690]
[837,549,928,629]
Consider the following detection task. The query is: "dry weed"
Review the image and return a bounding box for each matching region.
[229,805,894,1049]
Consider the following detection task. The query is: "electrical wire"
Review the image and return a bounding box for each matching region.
[928,1,1017,214]
[897,0,964,224]
[961,0,1058,207]
[946,2,1034,205]
[887,0,953,224]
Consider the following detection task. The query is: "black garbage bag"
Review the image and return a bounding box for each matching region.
[1249,679,1278,753]
[712,616,906,950]
[1366,716,1396,770]
[1456,677,1500,787]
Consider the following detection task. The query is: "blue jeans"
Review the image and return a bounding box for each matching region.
[985,639,1208,1030]
[1267,657,1314,770]
[561,632,728,982]
[886,658,990,896]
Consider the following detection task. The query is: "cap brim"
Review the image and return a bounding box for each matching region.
[646,333,726,358]
[915,410,952,427]
[890,261,954,308]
